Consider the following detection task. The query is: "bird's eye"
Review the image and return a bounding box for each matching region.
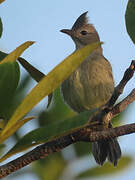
[80,30,87,35]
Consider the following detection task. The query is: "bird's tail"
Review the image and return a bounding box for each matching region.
[92,138,121,166]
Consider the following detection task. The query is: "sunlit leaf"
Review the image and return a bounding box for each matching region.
[0,18,3,38]
[0,42,102,143]
[0,41,34,64]
[125,0,135,44]
[0,111,93,162]
[3,116,35,143]
[77,156,132,178]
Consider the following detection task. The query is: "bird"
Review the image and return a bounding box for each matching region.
[60,11,121,166]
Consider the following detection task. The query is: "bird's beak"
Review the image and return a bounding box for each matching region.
[60,29,73,36]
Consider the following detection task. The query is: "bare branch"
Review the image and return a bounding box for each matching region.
[112,88,135,117]
[82,123,135,142]
[107,60,135,108]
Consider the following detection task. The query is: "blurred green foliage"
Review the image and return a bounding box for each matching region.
[77,156,132,178]
[33,154,67,180]
[0,0,134,179]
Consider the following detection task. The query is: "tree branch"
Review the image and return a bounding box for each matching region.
[0,60,135,178]
[0,123,135,178]
[106,60,135,107]
[112,88,135,117]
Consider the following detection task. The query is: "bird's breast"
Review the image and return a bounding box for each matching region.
[61,55,114,112]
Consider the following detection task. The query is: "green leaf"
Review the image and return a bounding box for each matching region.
[3,116,35,143]
[0,41,34,117]
[0,111,93,162]
[0,42,102,143]
[50,88,75,119]
[39,87,75,126]
[125,0,135,44]
[0,51,7,62]
[0,62,20,116]
[77,156,132,178]
[0,18,3,38]
[2,75,31,120]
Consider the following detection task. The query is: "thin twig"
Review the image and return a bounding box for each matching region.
[112,88,135,117]
[103,88,135,124]
[107,60,135,108]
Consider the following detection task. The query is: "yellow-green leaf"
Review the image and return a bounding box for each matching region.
[0,42,102,143]
[17,57,53,108]
[0,41,34,64]
[77,156,132,178]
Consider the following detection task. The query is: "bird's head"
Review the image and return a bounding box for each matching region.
[60,12,101,49]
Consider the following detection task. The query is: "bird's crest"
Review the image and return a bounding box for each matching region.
[72,11,89,31]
